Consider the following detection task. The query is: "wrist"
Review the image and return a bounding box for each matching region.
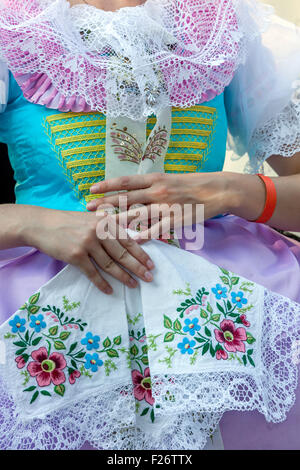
[222,172,266,220]
[16,205,47,248]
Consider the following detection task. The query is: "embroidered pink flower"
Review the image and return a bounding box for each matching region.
[186,305,199,315]
[15,355,26,369]
[132,367,154,406]
[240,314,250,327]
[214,320,247,353]
[216,349,228,360]
[27,347,66,387]
[69,369,81,385]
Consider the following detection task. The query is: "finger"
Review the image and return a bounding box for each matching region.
[87,188,153,211]
[89,242,140,289]
[117,205,153,231]
[102,236,154,283]
[90,174,154,195]
[134,216,174,241]
[74,254,114,295]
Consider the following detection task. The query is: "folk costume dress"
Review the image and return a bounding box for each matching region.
[0,0,300,450]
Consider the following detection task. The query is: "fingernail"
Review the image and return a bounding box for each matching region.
[105,287,113,295]
[144,271,153,281]
[129,279,138,288]
[147,260,155,270]
[87,201,96,210]
[90,185,98,194]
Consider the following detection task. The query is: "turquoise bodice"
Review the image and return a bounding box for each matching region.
[0,74,228,212]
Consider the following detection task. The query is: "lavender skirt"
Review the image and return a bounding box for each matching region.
[1,215,300,450]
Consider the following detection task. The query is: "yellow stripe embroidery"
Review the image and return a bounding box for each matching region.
[85,194,105,202]
[61,145,105,158]
[73,170,106,182]
[46,112,100,123]
[66,158,106,169]
[56,133,106,145]
[51,120,106,133]
[164,164,198,172]
[173,105,217,114]
[168,141,207,150]
[165,153,203,161]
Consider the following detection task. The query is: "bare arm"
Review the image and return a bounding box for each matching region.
[229,152,300,231]
[0,204,155,293]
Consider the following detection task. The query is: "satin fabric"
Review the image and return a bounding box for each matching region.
[1,215,300,449]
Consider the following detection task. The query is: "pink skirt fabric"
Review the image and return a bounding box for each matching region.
[1,215,300,450]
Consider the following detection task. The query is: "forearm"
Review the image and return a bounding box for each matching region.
[0,204,45,250]
[225,172,300,231]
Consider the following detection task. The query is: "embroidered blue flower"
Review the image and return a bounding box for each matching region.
[183,318,201,336]
[211,284,228,299]
[231,291,248,308]
[9,315,26,334]
[81,332,100,351]
[29,314,46,333]
[177,337,196,355]
[84,353,103,373]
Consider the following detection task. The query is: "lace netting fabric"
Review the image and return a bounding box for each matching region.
[0,0,270,118]
[0,289,299,450]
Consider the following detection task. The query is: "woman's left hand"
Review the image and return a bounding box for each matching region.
[86,172,235,240]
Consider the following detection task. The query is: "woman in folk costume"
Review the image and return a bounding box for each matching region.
[0,0,300,450]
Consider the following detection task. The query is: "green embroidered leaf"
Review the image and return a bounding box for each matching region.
[24,386,36,392]
[75,351,86,359]
[141,356,149,366]
[248,356,255,367]
[32,337,42,346]
[242,355,247,366]
[54,384,65,397]
[107,349,119,358]
[231,277,239,285]
[113,335,122,346]
[41,390,51,397]
[200,309,208,319]
[204,327,212,337]
[220,276,230,285]
[246,333,256,345]
[141,407,149,416]
[19,304,27,311]
[13,341,27,348]
[195,337,206,343]
[173,319,182,332]
[28,305,40,315]
[202,342,209,355]
[227,301,232,310]
[30,391,39,404]
[130,344,139,357]
[247,349,254,356]
[142,345,148,355]
[71,360,78,369]
[25,330,29,342]
[235,316,244,324]
[209,343,215,358]
[220,268,229,276]
[164,332,175,343]
[163,315,172,329]
[68,342,78,353]
[206,302,213,314]
[150,409,155,423]
[216,303,225,314]
[54,341,66,351]
[59,331,71,341]
[22,354,29,363]
[103,337,111,348]
[29,293,40,305]
[211,314,221,322]
[49,326,58,336]
[16,348,26,356]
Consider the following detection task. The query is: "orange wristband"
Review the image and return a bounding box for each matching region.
[255,174,277,224]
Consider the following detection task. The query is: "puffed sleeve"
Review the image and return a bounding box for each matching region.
[0,59,9,114]
[225,13,300,173]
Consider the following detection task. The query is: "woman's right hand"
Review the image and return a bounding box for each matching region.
[20,206,155,295]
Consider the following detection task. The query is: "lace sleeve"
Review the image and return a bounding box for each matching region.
[0,59,9,114]
[225,14,300,173]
